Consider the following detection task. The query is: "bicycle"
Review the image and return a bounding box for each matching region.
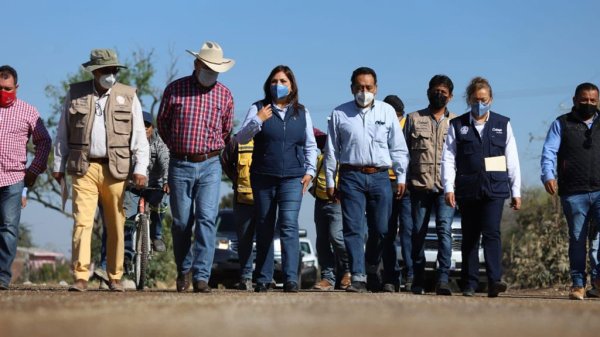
[125,187,164,290]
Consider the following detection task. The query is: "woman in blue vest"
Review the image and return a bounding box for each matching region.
[441,77,521,298]
[236,65,318,292]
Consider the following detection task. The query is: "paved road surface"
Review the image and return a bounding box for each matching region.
[0,286,598,337]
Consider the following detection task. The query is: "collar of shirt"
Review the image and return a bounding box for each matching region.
[427,107,450,124]
[272,102,291,119]
[469,111,490,126]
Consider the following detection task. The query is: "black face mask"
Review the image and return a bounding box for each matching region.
[576,103,598,120]
[428,92,448,110]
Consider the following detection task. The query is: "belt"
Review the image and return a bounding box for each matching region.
[171,150,220,163]
[89,157,109,164]
[339,164,387,174]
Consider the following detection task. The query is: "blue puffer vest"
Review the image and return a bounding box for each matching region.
[451,111,510,200]
[251,101,307,177]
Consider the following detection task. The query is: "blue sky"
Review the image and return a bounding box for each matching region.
[7,0,600,253]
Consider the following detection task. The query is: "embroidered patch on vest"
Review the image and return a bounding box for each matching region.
[460,126,469,135]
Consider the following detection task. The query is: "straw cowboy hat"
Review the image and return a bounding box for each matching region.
[186,41,235,73]
[81,49,127,72]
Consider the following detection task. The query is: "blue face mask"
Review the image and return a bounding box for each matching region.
[470,101,491,117]
[270,84,290,101]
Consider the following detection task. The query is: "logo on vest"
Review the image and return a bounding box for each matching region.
[460,126,469,135]
[492,127,503,134]
[116,96,125,105]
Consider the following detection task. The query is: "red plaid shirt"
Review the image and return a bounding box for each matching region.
[0,99,51,187]
[157,74,234,155]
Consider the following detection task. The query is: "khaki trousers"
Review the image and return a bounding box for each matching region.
[71,163,125,281]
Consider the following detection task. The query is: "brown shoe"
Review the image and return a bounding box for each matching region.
[193,280,211,293]
[340,272,352,290]
[68,279,88,292]
[569,286,585,300]
[176,272,190,292]
[313,279,334,291]
[108,280,125,292]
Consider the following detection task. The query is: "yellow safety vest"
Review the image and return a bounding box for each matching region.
[389,116,407,180]
[236,140,254,205]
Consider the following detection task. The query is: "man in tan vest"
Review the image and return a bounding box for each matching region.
[52,49,149,292]
[404,75,457,295]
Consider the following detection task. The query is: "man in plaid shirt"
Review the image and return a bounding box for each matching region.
[157,41,234,293]
[0,65,51,290]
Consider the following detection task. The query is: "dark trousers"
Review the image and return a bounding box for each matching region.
[457,197,505,290]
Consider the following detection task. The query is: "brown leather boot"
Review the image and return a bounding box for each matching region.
[108,279,125,292]
[68,279,88,292]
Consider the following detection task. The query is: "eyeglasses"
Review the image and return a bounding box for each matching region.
[97,67,120,75]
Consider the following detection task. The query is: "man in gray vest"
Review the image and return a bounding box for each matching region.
[404,75,457,295]
[541,82,600,300]
[53,49,149,292]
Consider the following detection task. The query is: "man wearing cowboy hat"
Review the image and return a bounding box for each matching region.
[157,41,235,293]
[53,48,149,292]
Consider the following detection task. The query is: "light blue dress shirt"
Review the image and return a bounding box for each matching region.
[325,100,409,188]
[540,113,597,183]
[235,102,318,177]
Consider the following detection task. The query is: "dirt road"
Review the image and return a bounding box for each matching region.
[0,286,598,337]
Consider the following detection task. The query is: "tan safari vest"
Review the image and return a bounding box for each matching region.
[236,140,254,205]
[66,80,136,180]
[389,116,407,181]
[406,109,456,191]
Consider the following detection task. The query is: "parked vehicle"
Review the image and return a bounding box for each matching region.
[210,208,318,289]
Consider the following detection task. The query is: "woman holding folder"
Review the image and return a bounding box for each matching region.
[440,77,521,297]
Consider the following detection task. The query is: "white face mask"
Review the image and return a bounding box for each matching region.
[196,68,219,87]
[99,73,117,90]
[355,91,374,108]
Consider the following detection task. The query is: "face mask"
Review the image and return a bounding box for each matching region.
[99,74,117,90]
[0,90,16,108]
[428,92,448,110]
[270,84,289,101]
[470,101,491,117]
[355,91,374,108]
[197,68,218,87]
[576,103,598,120]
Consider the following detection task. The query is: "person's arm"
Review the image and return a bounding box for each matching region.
[156,85,172,147]
[222,94,234,145]
[325,112,339,189]
[235,104,264,144]
[303,110,318,178]
[540,120,561,184]
[388,110,409,185]
[52,92,72,175]
[27,109,52,177]
[130,96,150,178]
[505,122,521,198]
[156,134,170,184]
[441,124,457,194]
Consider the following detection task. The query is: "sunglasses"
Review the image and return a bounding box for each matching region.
[97,67,120,75]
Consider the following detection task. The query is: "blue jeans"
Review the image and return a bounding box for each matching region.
[314,198,349,284]
[234,199,255,280]
[169,157,221,282]
[339,170,391,283]
[0,181,24,286]
[251,173,303,285]
[99,189,166,270]
[411,190,455,285]
[379,188,413,285]
[589,222,599,283]
[560,191,600,288]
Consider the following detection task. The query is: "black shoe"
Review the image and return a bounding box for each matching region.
[463,288,475,297]
[254,283,269,293]
[411,285,425,295]
[283,281,299,293]
[488,281,507,298]
[238,278,253,291]
[346,281,368,293]
[193,280,212,293]
[176,272,190,292]
[382,283,397,293]
[0,283,8,290]
[435,282,452,296]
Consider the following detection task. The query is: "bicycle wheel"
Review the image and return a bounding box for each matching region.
[134,213,150,290]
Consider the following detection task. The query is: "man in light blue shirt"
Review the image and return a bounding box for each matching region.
[325,67,409,292]
[540,82,600,300]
